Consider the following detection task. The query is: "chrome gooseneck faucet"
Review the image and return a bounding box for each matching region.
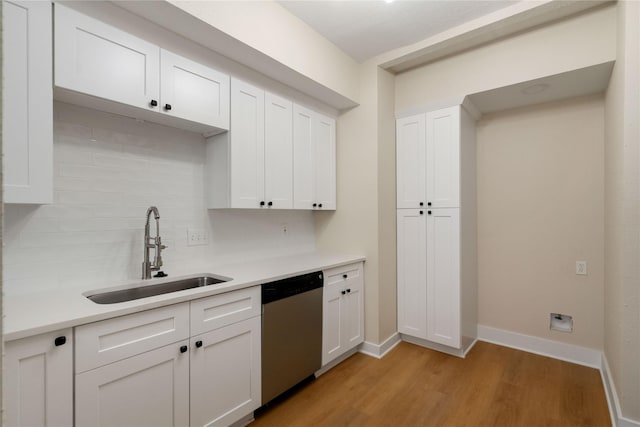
[142,206,167,279]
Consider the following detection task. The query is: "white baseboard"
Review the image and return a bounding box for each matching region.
[315,347,359,377]
[359,332,401,359]
[477,325,602,368]
[601,353,640,427]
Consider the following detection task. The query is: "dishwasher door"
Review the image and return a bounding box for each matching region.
[262,286,323,405]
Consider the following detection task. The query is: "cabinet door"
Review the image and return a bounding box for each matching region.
[314,113,336,210]
[426,208,461,348]
[160,49,230,130]
[426,107,460,208]
[3,0,52,204]
[54,4,160,111]
[4,330,73,427]
[230,79,265,208]
[396,114,426,209]
[397,209,428,339]
[343,269,364,349]
[322,275,345,365]
[75,341,190,427]
[190,317,261,427]
[292,104,315,209]
[264,92,293,209]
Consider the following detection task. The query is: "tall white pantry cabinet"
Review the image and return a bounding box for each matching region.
[396,104,478,356]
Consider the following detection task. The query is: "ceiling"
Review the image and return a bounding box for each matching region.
[277,0,518,63]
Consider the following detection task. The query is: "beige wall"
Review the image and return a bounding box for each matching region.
[168,0,360,104]
[315,62,397,345]
[604,0,640,422]
[395,5,616,113]
[477,95,605,350]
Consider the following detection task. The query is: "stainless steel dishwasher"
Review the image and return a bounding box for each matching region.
[261,271,323,405]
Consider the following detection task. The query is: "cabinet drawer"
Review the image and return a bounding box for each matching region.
[191,287,261,336]
[324,262,363,288]
[75,303,189,373]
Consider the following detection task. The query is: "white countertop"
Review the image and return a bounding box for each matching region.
[4,252,365,341]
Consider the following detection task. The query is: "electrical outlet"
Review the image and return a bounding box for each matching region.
[281,223,288,236]
[576,261,587,275]
[188,228,208,246]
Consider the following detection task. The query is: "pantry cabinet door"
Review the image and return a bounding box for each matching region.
[3,0,52,204]
[160,49,229,130]
[75,341,189,427]
[397,209,428,339]
[396,114,426,209]
[426,107,460,208]
[4,330,73,427]
[426,208,461,348]
[264,92,293,209]
[229,78,265,208]
[54,3,160,111]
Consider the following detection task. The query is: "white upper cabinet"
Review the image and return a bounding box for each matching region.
[265,92,294,209]
[229,79,266,208]
[3,0,53,204]
[161,49,230,130]
[293,104,336,210]
[426,106,460,208]
[54,4,160,111]
[396,114,426,209]
[54,4,229,134]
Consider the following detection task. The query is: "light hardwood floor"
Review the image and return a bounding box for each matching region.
[251,341,610,427]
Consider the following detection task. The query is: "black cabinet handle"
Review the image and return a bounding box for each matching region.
[268,201,273,206]
[346,288,351,293]
[54,336,66,346]
[427,202,432,206]
[343,274,348,279]
[195,340,203,348]
[319,204,323,208]
[419,202,424,206]
[180,345,188,353]
[312,203,317,208]
[420,210,424,215]
[341,290,346,295]
[164,103,172,111]
[150,99,158,107]
[260,201,265,206]
[428,211,432,215]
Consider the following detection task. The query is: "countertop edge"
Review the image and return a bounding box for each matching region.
[4,254,366,342]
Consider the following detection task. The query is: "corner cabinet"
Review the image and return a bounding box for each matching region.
[2,0,53,204]
[322,262,364,366]
[4,329,73,427]
[207,78,336,210]
[53,3,229,135]
[396,104,477,356]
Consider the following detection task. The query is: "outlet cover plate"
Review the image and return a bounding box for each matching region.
[188,228,208,246]
[576,261,587,275]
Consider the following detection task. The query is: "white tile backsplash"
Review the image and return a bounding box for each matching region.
[3,103,316,295]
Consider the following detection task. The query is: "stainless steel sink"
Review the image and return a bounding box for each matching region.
[86,275,231,304]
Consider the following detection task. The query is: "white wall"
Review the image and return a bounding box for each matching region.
[2,103,315,296]
[477,95,605,350]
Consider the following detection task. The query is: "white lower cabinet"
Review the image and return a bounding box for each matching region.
[190,316,261,427]
[322,262,364,366]
[4,329,73,427]
[74,287,261,427]
[75,341,190,427]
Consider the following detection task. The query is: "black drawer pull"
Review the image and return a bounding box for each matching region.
[150,99,158,107]
[341,290,346,295]
[195,340,203,348]
[54,336,66,346]
[164,103,172,111]
[343,274,348,279]
[180,345,188,353]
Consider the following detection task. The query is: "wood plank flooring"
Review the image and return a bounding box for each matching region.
[251,341,610,427]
